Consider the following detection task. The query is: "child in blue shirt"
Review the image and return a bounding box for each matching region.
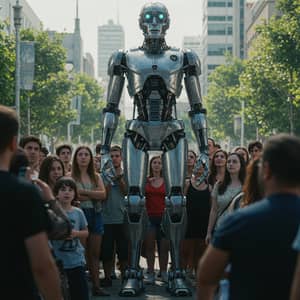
[52,177,89,300]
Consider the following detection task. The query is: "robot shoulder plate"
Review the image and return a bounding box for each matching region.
[182,49,201,76]
[108,49,126,76]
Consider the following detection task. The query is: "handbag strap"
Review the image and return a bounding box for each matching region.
[218,191,243,218]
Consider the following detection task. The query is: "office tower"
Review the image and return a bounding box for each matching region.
[0,0,41,33]
[201,0,245,95]
[246,0,277,56]
[97,19,125,113]
[97,19,125,80]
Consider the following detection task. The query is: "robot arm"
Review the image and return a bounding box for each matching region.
[183,50,209,182]
[101,50,126,152]
[101,50,126,174]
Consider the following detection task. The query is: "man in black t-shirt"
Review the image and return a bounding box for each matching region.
[197,134,300,300]
[0,105,62,299]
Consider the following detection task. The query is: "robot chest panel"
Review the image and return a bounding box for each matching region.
[126,50,184,96]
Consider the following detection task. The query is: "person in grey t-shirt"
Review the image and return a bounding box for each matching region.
[100,145,128,287]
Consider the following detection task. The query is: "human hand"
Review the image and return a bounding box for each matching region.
[205,233,211,245]
[34,179,54,201]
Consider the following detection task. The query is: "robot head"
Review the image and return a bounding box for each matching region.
[139,2,170,40]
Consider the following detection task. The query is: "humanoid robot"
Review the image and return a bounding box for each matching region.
[101,2,209,297]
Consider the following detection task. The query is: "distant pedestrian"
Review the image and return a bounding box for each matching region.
[56,144,73,175]
[198,134,300,300]
[186,149,197,179]
[247,140,263,161]
[40,146,49,165]
[19,135,42,174]
[94,143,102,173]
[207,149,227,186]
[39,155,65,191]
[234,146,249,166]
[208,138,217,162]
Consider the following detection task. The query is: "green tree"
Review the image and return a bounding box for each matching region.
[241,0,300,136]
[239,43,291,137]
[19,29,76,137]
[0,22,15,105]
[205,55,246,144]
[72,73,105,143]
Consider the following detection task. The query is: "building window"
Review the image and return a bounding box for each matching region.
[208,16,233,21]
[208,1,233,7]
[208,44,232,56]
[208,64,220,70]
[208,24,232,35]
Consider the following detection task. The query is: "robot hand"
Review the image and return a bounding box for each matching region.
[193,153,209,186]
[101,153,116,185]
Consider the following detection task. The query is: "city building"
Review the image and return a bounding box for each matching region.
[83,52,95,78]
[177,35,204,103]
[0,0,41,33]
[62,1,83,74]
[245,0,277,56]
[98,19,125,114]
[201,0,246,95]
[97,19,125,80]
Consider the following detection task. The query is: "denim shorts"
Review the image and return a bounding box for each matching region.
[147,216,165,239]
[82,208,104,235]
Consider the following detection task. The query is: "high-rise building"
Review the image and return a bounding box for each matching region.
[61,1,83,74]
[182,35,204,99]
[177,35,203,115]
[47,0,87,133]
[97,19,125,114]
[182,35,202,59]
[83,52,95,78]
[0,0,41,33]
[97,19,125,80]
[245,0,277,56]
[201,0,245,95]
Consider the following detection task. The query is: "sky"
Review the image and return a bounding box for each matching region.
[26,0,203,74]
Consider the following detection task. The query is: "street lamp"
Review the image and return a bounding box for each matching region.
[241,100,245,146]
[288,94,294,135]
[13,0,22,123]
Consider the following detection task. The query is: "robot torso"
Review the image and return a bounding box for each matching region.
[125,48,185,121]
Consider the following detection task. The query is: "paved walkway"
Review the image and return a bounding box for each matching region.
[91,257,196,300]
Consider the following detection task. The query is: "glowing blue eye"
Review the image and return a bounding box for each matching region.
[145,13,151,20]
[158,13,164,20]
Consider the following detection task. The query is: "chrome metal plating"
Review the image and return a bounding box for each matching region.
[100,2,208,296]
[126,48,183,96]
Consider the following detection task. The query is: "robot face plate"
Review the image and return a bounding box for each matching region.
[139,3,170,39]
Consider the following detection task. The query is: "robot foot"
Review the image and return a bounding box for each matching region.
[119,269,144,297]
[167,271,192,297]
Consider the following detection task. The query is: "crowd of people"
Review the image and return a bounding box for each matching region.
[2,103,300,299]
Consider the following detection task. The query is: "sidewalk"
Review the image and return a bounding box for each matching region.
[91,257,196,299]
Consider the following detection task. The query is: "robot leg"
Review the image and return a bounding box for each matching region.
[162,137,192,297]
[119,135,148,297]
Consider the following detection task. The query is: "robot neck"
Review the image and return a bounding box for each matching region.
[142,38,169,54]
